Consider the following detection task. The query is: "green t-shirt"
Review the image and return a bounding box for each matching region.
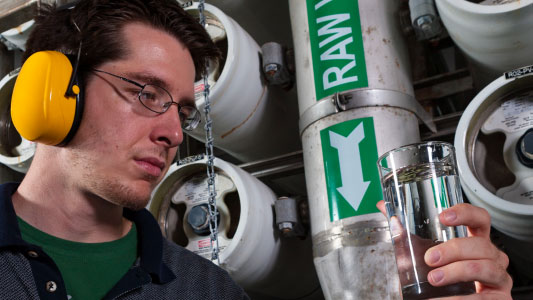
[17,217,137,300]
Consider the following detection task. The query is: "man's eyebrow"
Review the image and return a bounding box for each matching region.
[123,72,170,91]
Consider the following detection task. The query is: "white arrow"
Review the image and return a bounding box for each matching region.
[329,123,370,211]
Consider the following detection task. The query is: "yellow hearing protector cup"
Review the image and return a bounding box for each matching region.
[11,51,83,146]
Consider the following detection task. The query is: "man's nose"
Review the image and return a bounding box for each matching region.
[149,104,182,148]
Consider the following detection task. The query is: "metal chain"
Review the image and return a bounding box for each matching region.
[198,0,220,264]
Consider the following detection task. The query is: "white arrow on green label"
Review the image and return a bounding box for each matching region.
[329,123,370,211]
[321,117,382,221]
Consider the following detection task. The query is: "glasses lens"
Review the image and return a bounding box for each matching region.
[179,105,201,131]
[138,84,171,113]
[138,84,200,131]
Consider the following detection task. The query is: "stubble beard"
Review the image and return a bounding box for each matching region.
[88,177,152,211]
[69,149,159,212]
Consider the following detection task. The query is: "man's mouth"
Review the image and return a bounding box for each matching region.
[134,157,165,177]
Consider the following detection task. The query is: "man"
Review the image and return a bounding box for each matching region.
[0,1,513,300]
[1,0,248,299]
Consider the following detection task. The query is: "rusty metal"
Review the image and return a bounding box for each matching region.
[420,111,463,140]
[0,0,39,34]
[0,1,74,34]
[415,68,476,141]
[238,150,304,179]
[414,68,470,88]
[415,68,474,103]
[0,0,57,34]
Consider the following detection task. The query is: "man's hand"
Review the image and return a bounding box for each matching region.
[377,201,513,300]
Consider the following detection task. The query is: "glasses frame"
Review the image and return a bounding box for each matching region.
[92,69,201,131]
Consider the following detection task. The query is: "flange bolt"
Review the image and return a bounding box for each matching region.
[187,204,218,236]
[516,128,533,168]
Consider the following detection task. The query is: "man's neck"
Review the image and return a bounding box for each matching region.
[12,151,132,243]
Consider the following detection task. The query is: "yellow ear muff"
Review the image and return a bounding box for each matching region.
[11,51,79,146]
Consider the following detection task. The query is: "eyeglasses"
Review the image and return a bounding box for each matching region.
[92,69,201,131]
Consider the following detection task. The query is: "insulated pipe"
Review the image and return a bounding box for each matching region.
[435,0,533,88]
[289,0,426,298]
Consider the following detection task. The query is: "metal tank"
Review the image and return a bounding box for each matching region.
[289,0,435,298]
[435,0,533,88]
[184,3,300,162]
[148,157,322,299]
[0,69,35,173]
[0,19,36,173]
[454,68,533,279]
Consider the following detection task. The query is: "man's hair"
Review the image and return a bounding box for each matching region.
[23,0,219,81]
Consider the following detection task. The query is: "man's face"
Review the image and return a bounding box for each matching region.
[64,22,196,210]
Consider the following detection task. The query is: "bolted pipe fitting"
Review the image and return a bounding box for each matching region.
[516,128,533,168]
[261,42,293,88]
[409,0,442,40]
[274,197,306,238]
[187,204,219,235]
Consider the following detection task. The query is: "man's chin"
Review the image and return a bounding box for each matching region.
[115,195,151,211]
[100,183,153,211]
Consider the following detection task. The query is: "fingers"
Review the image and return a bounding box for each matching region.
[426,259,513,294]
[428,204,513,299]
[423,237,512,294]
[424,236,509,270]
[439,203,491,238]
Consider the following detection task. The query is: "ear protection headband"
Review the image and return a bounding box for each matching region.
[10,0,84,146]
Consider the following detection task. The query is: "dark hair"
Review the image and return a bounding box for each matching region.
[23,0,219,80]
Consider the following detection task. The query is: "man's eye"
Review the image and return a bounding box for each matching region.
[124,88,142,97]
[140,91,157,102]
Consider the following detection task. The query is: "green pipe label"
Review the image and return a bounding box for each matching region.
[320,118,381,221]
[307,0,368,101]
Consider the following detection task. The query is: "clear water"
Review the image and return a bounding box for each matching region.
[382,163,475,299]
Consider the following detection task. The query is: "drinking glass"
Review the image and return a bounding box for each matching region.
[377,141,476,300]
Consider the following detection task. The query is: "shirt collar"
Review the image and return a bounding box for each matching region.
[123,207,175,283]
[0,183,25,247]
[0,182,175,284]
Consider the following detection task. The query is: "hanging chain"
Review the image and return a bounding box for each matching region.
[198,0,220,264]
